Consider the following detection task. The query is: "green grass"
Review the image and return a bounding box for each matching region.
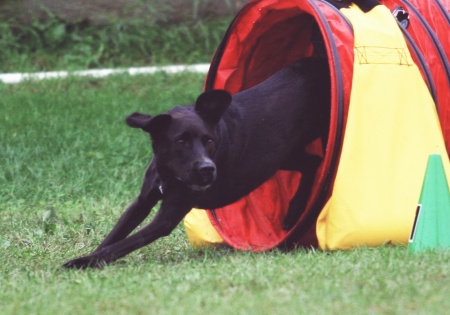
[1,73,450,314]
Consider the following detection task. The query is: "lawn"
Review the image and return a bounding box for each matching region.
[1,73,450,315]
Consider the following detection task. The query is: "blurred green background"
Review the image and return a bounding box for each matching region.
[0,0,243,25]
[0,0,244,72]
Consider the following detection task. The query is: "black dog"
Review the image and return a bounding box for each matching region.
[63,58,330,269]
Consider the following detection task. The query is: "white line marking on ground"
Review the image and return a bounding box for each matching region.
[0,64,210,84]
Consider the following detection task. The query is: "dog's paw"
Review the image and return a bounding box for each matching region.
[63,256,106,270]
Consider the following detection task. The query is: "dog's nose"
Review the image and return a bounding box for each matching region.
[198,164,216,176]
[197,161,216,181]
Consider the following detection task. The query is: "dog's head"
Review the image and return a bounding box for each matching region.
[126,90,231,191]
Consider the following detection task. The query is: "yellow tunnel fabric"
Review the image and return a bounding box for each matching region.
[184,208,224,247]
[316,4,450,249]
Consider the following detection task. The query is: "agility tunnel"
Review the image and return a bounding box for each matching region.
[184,0,450,251]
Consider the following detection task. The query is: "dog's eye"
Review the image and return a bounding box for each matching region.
[175,133,190,145]
[203,137,215,148]
[176,139,190,147]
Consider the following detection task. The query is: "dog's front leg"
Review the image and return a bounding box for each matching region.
[91,161,162,252]
[63,195,193,269]
[91,194,160,254]
[62,196,157,269]
[63,161,162,268]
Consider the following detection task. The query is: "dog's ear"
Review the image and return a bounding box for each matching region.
[126,112,172,135]
[195,90,231,124]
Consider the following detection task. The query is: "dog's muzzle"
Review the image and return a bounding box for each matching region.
[191,160,217,191]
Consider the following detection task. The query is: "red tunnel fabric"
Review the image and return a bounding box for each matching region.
[204,0,354,250]
[202,0,449,251]
[380,0,450,155]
